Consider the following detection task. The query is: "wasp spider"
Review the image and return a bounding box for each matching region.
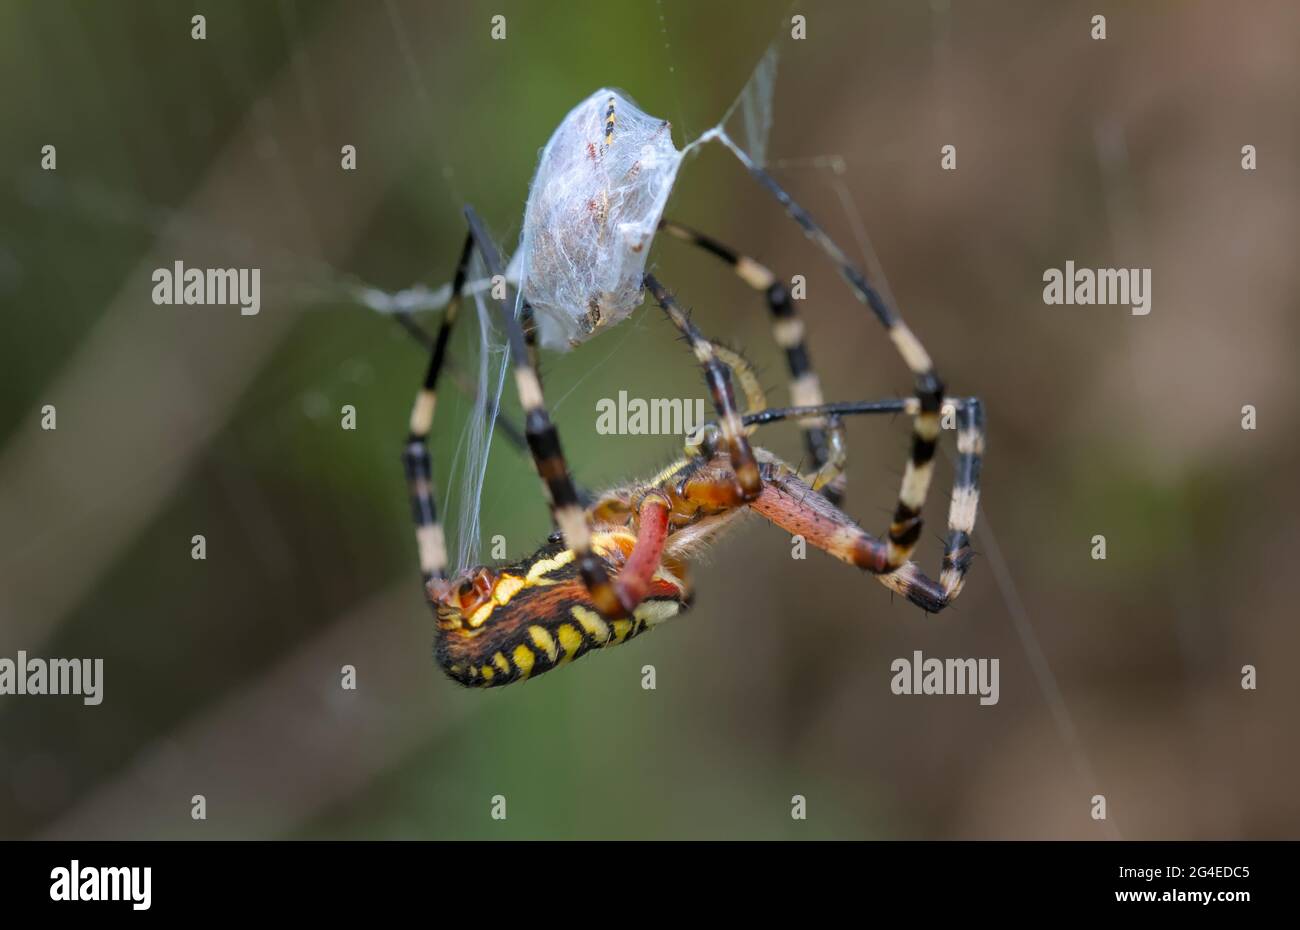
[398,111,985,689]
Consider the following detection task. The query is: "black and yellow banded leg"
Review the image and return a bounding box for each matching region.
[863,397,985,610]
[711,345,767,424]
[727,152,945,569]
[643,272,762,501]
[658,219,840,498]
[389,314,554,490]
[463,207,627,620]
[403,231,475,599]
[706,342,845,496]
[936,398,984,603]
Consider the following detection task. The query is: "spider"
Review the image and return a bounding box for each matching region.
[397,91,986,688]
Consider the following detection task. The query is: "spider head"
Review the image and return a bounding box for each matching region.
[427,567,496,631]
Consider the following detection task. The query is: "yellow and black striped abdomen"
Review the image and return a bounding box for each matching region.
[434,538,688,688]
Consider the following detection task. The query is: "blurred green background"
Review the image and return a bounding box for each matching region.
[1,0,1298,839]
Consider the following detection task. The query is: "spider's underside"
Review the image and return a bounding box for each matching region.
[398,91,986,689]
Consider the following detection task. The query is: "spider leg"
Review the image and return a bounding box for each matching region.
[659,219,843,500]
[464,207,627,620]
[613,493,672,609]
[744,398,986,610]
[390,312,599,503]
[725,146,945,570]
[402,231,475,598]
[643,273,761,501]
[741,396,972,506]
[520,300,543,383]
[742,396,977,428]
[938,398,985,602]
[691,337,847,495]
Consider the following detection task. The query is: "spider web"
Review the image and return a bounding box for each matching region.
[446,248,512,576]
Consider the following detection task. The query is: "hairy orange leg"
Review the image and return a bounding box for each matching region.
[614,493,671,610]
[749,468,889,573]
[746,462,951,612]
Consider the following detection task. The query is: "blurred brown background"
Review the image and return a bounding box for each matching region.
[1,0,1297,839]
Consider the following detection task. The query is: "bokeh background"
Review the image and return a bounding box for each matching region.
[2,0,1298,839]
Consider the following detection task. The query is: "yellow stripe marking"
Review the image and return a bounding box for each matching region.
[467,602,494,628]
[526,548,575,583]
[512,644,536,679]
[612,619,633,643]
[633,600,681,628]
[494,574,526,604]
[571,605,610,643]
[492,652,510,675]
[556,623,583,663]
[528,625,559,663]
